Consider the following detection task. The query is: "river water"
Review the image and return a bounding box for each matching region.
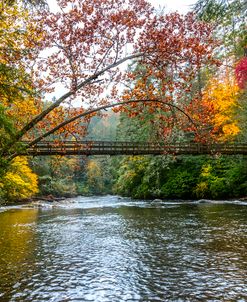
[0,196,247,302]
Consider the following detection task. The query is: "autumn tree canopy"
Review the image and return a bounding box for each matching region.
[1,0,246,203]
[0,0,219,162]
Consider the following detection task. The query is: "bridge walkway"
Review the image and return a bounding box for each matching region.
[22,141,247,156]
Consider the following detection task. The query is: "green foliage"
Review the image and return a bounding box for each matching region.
[86,159,104,194]
[112,93,247,200]
[195,0,232,22]
[0,104,16,153]
[50,180,77,197]
[193,157,247,199]
[117,109,162,142]
[37,175,77,197]
[114,156,150,198]
[112,154,247,200]
[195,163,228,198]
[30,154,116,197]
[194,0,247,58]
[30,156,79,197]
[0,104,15,135]
[161,171,197,199]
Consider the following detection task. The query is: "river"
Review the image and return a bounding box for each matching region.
[0,196,247,301]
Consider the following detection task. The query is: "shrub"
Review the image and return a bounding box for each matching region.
[0,157,38,202]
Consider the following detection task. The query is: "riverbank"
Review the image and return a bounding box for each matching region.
[2,193,247,208]
[0,195,64,206]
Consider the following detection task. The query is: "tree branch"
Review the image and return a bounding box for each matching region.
[15,52,144,141]
[27,99,196,147]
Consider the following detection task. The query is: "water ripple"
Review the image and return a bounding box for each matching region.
[0,196,247,301]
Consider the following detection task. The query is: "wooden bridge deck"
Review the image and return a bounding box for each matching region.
[23,141,247,156]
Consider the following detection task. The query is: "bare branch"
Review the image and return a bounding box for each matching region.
[93,43,114,75]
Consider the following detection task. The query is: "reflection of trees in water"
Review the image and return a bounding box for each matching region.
[0,209,38,300]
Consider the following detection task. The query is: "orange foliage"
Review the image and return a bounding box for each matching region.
[191,76,240,142]
[1,0,219,148]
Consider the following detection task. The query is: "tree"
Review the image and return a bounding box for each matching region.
[189,75,241,142]
[0,156,38,202]
[193,0,247,142]
[0,1,44,152]
[1,0,220,170]
[235,55,247,89]
[194,0,247,58]
[1,0,218,151]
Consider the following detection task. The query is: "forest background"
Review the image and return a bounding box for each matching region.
[0,0,246,203]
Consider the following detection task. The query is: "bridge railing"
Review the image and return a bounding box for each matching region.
[20,141,247,156]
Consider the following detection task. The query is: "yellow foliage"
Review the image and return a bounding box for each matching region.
[201,164,212,177]
[202,76,240,141]
[194,181,208,198]
[0,156,38,201]
[86,160,104,191]
[222,123,240,136]
[0,2,43,129]
[87,160,102,179]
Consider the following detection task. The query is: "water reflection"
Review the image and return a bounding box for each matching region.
[0,209,38,301]
[0,197,247,301]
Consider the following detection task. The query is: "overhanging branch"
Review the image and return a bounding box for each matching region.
[27,99,197,147]
[15,52,144,141]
